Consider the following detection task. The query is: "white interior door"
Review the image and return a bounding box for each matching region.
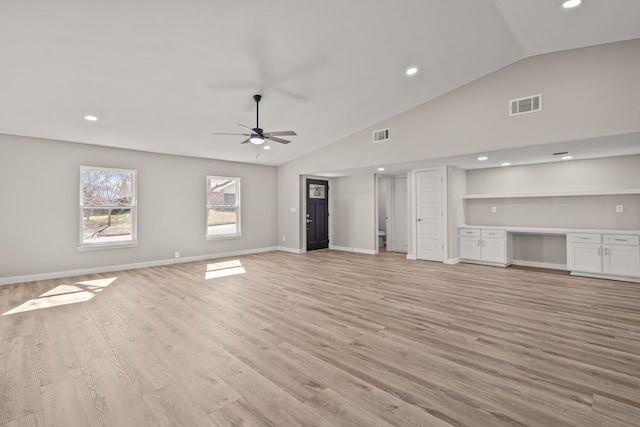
[391,177,408,253]
[416,169,443,261]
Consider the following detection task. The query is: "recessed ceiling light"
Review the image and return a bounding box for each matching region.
[562,155,573,160]
[562,0,582,9]
[377,167,385,171]
[501,162,511,166]
[406,67,418,76]
[263,145,271,150]
[84,115,98,121]
[477,156,488,161]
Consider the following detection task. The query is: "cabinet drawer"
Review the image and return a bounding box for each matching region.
[481,230,505,238]
[459,229,480,237]
[603,234,639,246]
[569,233,601,244]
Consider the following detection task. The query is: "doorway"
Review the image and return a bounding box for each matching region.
[390,176,408,253]
[306,179,329,251]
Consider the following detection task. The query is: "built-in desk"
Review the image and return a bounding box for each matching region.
[458,225,640,283]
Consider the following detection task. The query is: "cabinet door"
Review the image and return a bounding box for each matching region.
[481,237,505,263]
[603,245,640,277]
[459,236,481,260]
[569,243,602,273]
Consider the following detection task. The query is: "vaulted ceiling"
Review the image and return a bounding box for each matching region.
[1,0,639,165]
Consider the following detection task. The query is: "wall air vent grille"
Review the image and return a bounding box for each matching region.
[509,94,542,116]
[373,128,390,143]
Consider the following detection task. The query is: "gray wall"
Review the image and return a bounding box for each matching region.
[465,155,640,230]
[447,166,467,259]
[330,174,376,252]
[278,39,640,252]
[0,134,278,280]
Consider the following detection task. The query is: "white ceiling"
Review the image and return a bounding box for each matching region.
[1,0,639,166]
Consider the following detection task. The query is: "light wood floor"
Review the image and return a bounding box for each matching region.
[1,250,640,426]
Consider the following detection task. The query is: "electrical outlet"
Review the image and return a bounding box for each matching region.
[282,236,286,242]
[174,251,180,259]
[491,206,497,214]
[290,207,296,213]
[616,205,624,213]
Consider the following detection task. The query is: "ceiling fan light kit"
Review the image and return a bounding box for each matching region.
[211,94,297,147]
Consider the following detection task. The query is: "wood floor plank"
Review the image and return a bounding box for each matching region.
[1,249,639,426]
[41,376,100,427]
[143,382,216,427]
[80,356,158,426]
[0,336,41,424]
[139,331,241,413]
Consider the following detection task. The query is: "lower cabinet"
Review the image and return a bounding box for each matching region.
[567,233,640,279]
[459,228,512,266]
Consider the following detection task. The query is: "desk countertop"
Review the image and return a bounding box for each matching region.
[458,225,640,235]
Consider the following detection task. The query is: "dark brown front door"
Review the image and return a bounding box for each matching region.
[306,179,329,251]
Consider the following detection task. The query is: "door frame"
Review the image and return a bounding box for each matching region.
[374,174,392,255]
[301,175,331,253]
[389,175,408,253]
[410,166,448,262]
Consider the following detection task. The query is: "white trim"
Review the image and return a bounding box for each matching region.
[0,246,279,286]
[511,260,567,271]
[206,175,241,239]
[406,253,417,260]
[462,188,640,199]
[444,257,460,265]
[77,241,139,252]
[329,245,376,255]
[570,271,640,283]
[277,246,304,254]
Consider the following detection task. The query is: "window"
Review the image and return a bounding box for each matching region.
[207,176,241,239]
[79,166,137,250]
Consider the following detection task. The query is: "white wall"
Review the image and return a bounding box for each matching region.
[0,134,278,282]
[329,174,376,253]
[278,39,640,252]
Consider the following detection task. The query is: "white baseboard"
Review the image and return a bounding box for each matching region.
[329,245,376,255]
[570,271,640,283]
[0,246,280,286]
[406,253,417,260]
[444,258,460,265]
[277,246,303,254]
[511,260,567,271]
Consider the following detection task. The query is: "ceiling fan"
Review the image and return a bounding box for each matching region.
[212,94,297,145]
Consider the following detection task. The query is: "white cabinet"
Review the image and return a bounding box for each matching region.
[567,233,640,279]
[459,228,512,266]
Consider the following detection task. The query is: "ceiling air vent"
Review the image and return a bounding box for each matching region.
[509,94,542,116]
[373,128,390,143]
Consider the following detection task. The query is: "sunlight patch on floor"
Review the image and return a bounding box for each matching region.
[2,277,117,315]
[205,260,246,280]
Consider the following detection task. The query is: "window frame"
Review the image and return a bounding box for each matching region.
[78,166,138,251]
[206,175,241,240]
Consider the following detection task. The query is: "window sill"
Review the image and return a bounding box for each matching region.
[206,234,242,241]
[77,241,139,252]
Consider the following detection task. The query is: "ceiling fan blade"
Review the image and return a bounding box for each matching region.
[265,131,297,136]
[239,138,251,144]
[211,132,251,136]
[267,136,290,144]
[238,124,258,134]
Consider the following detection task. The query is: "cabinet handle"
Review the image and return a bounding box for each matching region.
[614,238,626,242]
[605,248,609,256]
[598,248,601,255]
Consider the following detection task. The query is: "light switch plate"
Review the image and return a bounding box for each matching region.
[616,205,624,213]
[290,207,296,213]
[491,206,497,213]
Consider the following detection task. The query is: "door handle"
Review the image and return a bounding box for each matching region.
[307,219,313,223]
[417,218,422,222]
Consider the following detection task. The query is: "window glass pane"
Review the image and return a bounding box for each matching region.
[207,178,237,206]
[82,169,133,206]
[82,207,132,243]
[207,208,238,236]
